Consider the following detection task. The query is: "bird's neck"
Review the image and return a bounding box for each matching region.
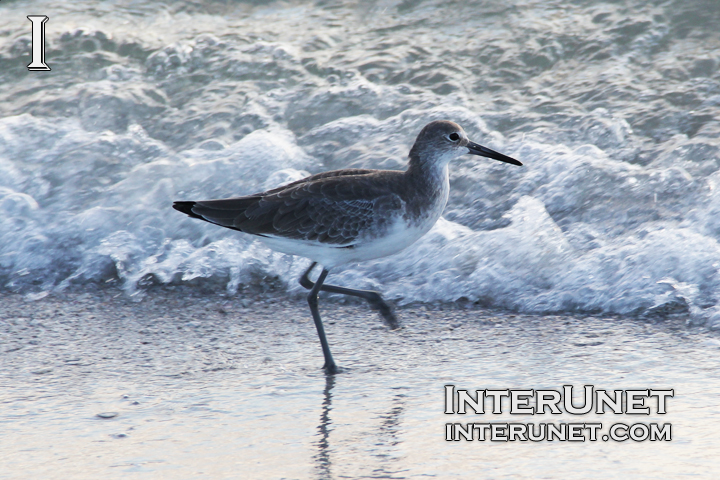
[401,155,451,223]
[406,155,450,193]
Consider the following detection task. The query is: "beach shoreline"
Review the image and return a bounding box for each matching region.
[0,284,704,379]
[2,287,719,479]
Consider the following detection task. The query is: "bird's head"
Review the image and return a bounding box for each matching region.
[409,120,522,168]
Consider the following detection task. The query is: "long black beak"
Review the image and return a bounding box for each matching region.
[466,141,522,166]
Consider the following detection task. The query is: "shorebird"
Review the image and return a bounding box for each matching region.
[173,120,521,373]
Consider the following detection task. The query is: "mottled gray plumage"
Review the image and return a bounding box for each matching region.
[175,169,403,246]
[173,121,520,253]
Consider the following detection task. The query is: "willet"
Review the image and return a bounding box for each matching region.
[173,120,521,373]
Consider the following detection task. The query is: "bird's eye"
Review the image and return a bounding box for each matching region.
[448,132,460,141]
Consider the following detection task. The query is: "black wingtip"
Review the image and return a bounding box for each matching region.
[173,201,203,219]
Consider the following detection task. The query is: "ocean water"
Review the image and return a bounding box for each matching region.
[2,0,720,321]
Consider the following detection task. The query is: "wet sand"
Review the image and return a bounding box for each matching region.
[2,287,720,479]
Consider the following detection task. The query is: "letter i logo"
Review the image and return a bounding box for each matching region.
[27,15,50,71]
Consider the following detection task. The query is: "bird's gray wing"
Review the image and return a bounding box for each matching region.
[178,174,404,246]
[262,169,377,195]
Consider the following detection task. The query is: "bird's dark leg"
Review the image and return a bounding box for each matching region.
[300,262,400,330]
[307,267,338,374]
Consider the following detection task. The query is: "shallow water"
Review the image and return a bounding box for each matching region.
[1,0,720,322]
[1,291,719,479]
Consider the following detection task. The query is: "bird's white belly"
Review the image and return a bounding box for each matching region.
[260,170,450,268]
[260,194,448,269]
